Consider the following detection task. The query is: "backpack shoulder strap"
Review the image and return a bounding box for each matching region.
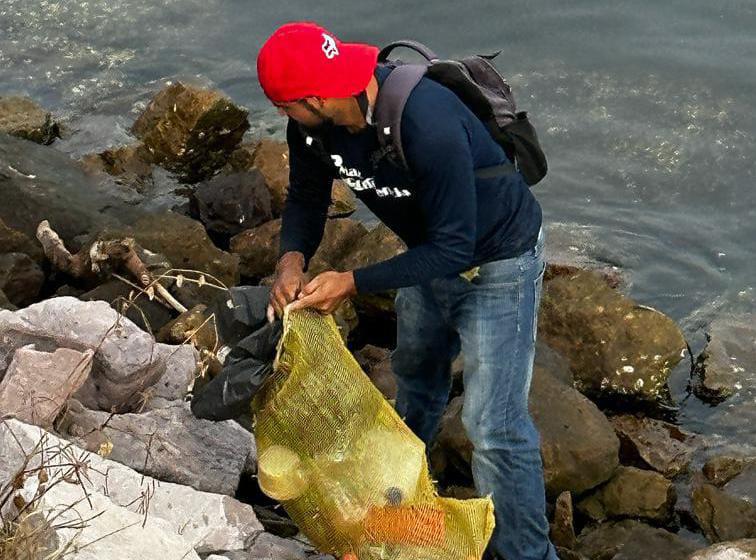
[373,64,427,170]
[378,40,439,63]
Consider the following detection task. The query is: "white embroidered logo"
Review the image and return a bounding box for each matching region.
[321,33,339,59]
[330,154,411,199]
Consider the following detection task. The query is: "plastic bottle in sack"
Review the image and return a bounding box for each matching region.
[258,445,309,501]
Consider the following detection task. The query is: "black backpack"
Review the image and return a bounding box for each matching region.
[373,40,548,186]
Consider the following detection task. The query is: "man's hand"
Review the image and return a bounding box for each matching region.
[289,270,357,314]
[268,252,306,321]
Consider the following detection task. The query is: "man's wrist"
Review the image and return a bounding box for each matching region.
[277,251,305,272]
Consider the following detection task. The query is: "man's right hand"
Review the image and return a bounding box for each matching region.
[268,251,306,321]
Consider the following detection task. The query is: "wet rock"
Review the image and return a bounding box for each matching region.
[577,466,676,524]
[688,539,756,559]
[0,345,93,427]
[131,82,250,183]
[693,316,755,404]
[539,270,687,405]
[0,217,44,261]
[0,96,60,144]
[57,399,253,496]
[609,414,694,477]
[0,133,142,247]
[0,252,45,307]
[703,455,752,487]
[230,219,282,279]
[691,483,756,542]
[79,143,154,192]
[0,297,185,412]
[551,491,578,550]
[193,170,273,237]
[354,345,398,401]
[0,419,263,556]
[432,367,620,498]
[576,519,697,560]
[722,463,756,505]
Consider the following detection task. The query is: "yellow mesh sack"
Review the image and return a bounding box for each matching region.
[252,310,495,560]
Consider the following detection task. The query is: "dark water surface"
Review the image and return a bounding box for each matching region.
[2,0,755,457]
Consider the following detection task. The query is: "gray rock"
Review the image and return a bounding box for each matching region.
[723,463,756,505]
[245,532,310,559]
[577,519,697,560]
[0,419,263,556]
[0,217,44,261]
[0,96,60,144]
[0,252,45,307]
[691,483,756,542]
[143,343,198,410]
[688,539,756,559]
[577,466,676,524]
[610,414,694,478]
[194,170,273,236]
[693,316,755,403]
[0,288,14,311]
[0,345,93,427]
[56,399,252,496]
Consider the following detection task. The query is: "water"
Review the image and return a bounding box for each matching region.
[2,0,755,455]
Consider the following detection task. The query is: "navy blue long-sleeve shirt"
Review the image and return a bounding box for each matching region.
[279,66,542,294]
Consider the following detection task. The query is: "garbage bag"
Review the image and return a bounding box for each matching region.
[253,309,495,560]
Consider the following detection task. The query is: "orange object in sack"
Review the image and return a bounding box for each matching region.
[364,505,446,547]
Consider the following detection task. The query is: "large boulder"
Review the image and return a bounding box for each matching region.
[131,82,250,183]
[0,96,60,144]
[576,519,697,560]
[0,252,45,307]
[79,143,154,192]
[0,297,195,412]
[0,345,93,427]
[0,217,44,261]
[539,270,687,405]
[56,400,253,496]
[609,414,694,478]
[693,316,755,403]
[688,539,756,559]
[0,419,263,557]
[576,466,676,524]
[691,483,756,542]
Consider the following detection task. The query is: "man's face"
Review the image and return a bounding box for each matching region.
[274,97,333,129]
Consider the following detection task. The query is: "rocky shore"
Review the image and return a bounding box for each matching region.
[1,86,754,560]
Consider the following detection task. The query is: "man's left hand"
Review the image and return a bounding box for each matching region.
[288,271,357,314]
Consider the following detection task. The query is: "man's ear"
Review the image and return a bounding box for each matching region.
[303,96,325,109]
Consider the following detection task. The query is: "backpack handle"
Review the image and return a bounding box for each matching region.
[378,40,439,63]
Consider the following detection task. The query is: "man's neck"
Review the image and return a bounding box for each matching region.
[344,75,379,133]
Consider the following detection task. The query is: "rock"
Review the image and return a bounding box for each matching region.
[245,532,310,559]
[131,82,250,183]
[691,483,756,542]
[0,217,44,261]
[703,455,752,487]
[230,219,282,279]
[0,419,263,556]
[144,343,199,410]
[577,519,697,560]
[0,345,93,427]
[56,400,253,496]
[329,179,357,217]
[610,414,694,477]
[308,218,369,274]
[688,539,756,559]
[551,491,578,550]
[0,297,186,412]
[693,316,755,404]
[556,547,588,560]
[432,367,620,498]
[0,252,45,307]
[539,270,687,405]
[157,304,216,350]
[0,288,14,311]
[723,463,756,505]
[193,170,274,236]
[354,345,397,401]
[0,132,142,247]
[79,143,154,192]
[0,96,60,144]
[577,466,676,523]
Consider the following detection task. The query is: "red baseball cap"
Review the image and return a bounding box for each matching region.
[257,22,379,103]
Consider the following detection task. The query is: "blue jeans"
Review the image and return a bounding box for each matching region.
[392,230,557,560]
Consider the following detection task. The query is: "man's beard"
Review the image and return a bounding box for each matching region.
[300,101,336,135]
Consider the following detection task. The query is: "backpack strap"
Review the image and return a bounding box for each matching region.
[373,64,428,170]
[378,40,439,63]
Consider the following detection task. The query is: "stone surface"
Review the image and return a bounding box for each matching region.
[577,466,676,523]
[703,455,752,487]
[0,288,14,311]
[0,96,60,144]
[691,483,756,542]
[131,82,249,183]
[0,345,93,427]
[688,539,756,560]
[56,399,252,496]
[551,491,577,550]
[144,343,199,410]
[723,463,756,505]
[576,519,697,560]
[0,297,190,412]
[230,218,282,279]
[79,143,154,192]
[329,179,357,218]
[539,270,687,404]
[0,217,44,261]
[193,170,273,236]
[0,252,45,307]
[610,414,694,477]
[353,345,398,401]
[693,316,755,403]
[0,419,263,556]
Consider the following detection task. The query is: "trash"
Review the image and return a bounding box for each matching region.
[253,309,495,559]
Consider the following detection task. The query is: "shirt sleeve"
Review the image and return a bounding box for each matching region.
[352,114,477,293]
[278,119,336,267]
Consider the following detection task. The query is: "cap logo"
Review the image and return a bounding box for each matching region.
[321,33,339,59]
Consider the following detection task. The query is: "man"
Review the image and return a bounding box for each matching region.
[257,22,557,560]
